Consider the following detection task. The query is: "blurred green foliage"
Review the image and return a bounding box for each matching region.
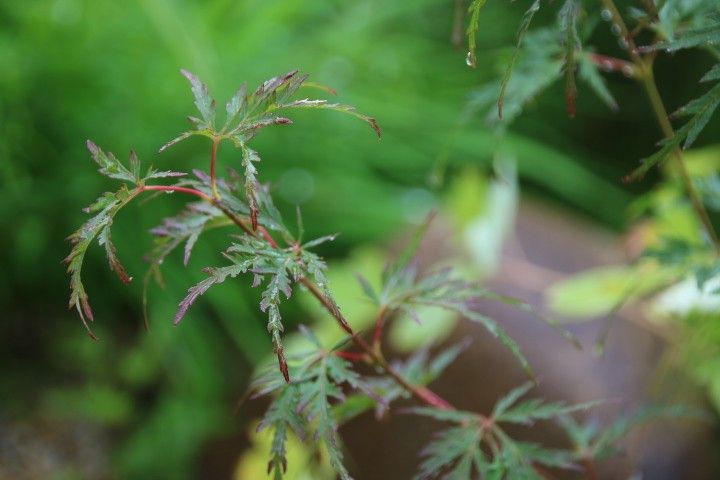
[1,0,718,477]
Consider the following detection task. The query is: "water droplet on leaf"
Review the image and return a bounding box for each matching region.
[611,24,621,36]
[465,51,477,68]
[600,9,612,21]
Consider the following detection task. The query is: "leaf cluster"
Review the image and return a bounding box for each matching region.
[411,386,704,480]
[358,216,579,379]
[65,142,185,338]
[66,69,377,374]
[409,383,601,480]
[161,69,380,225]
[465,1,617,125]
[251,329,375,480]
[642,236,720,292]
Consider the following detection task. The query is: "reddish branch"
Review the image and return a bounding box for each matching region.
[142,178,455,409]
[372,307,388,349]
[142,185,213,201]
[334,351,367,362]
[299,277,454,410]
[229,210,455,409]
[588,53,635,76]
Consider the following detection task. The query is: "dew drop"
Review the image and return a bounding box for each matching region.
[611,24,622,36]
[622,65,634,77]
[600,9,612,21]
[618,37,629,50]
[601,59,614,72]
[465,51,477,68]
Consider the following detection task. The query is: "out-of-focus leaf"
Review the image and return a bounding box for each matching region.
[627,69,720,181]
[559,0,580,118]
[547,264,676,319]
[498,0,542,119]
[578,53,619,111]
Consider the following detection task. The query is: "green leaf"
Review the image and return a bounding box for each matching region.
[578,52,619,111]
[225,82,248,129]
[381,211,435,286]
[143,167,186,181]
[148,201,229,268]
[701,63,720,82]
[174,262,252,325]
[512,441,575,469]
[496,397,603,426]
[590,404,708,459]
[65,185,140,337]
[180,69,216,128]
[559,0,580,118]
[158,131,196,153]
[627,68,720,180]
[86,140,138,183]
[407,407,477,424]
[252,335,373,480]
[459,307,534,380]
[99,224,131,284]
[302,234,338,250]
[257,386,306,480]
[642,17,720,52]
[371,220,577,376]
[415,424,484,480]
[492,382,604,427]
[355,274,380,305]
[237,142,261,229]
[655,0,719,41]
[498,0,542,118]
[491,382,535,419]
[276,98,381,138]
[468,29,562,125]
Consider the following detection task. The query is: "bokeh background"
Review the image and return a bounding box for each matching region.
[2,0,720,479]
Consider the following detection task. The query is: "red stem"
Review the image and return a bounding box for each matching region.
[582,457,598,480]
[142,185,212,201]
[334,351,367,362]
[372,307,387,349]
[589,53,635,76]
[257,226,278,249]
[299,278,455,410]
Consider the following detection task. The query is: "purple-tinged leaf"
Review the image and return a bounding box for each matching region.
[159,131,194,153]
[180,69,216,127]
[174,263,250,324]
[277,99,381,138]
[86,140,137,183]
[145,170,187,180]
[225,82,248,127]
[99,224,132,284]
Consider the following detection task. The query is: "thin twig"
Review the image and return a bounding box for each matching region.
[210,136,221,199]
[599,0,719,249]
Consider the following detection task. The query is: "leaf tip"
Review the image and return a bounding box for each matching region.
[277,347,290,383]
[368,117,382,138]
